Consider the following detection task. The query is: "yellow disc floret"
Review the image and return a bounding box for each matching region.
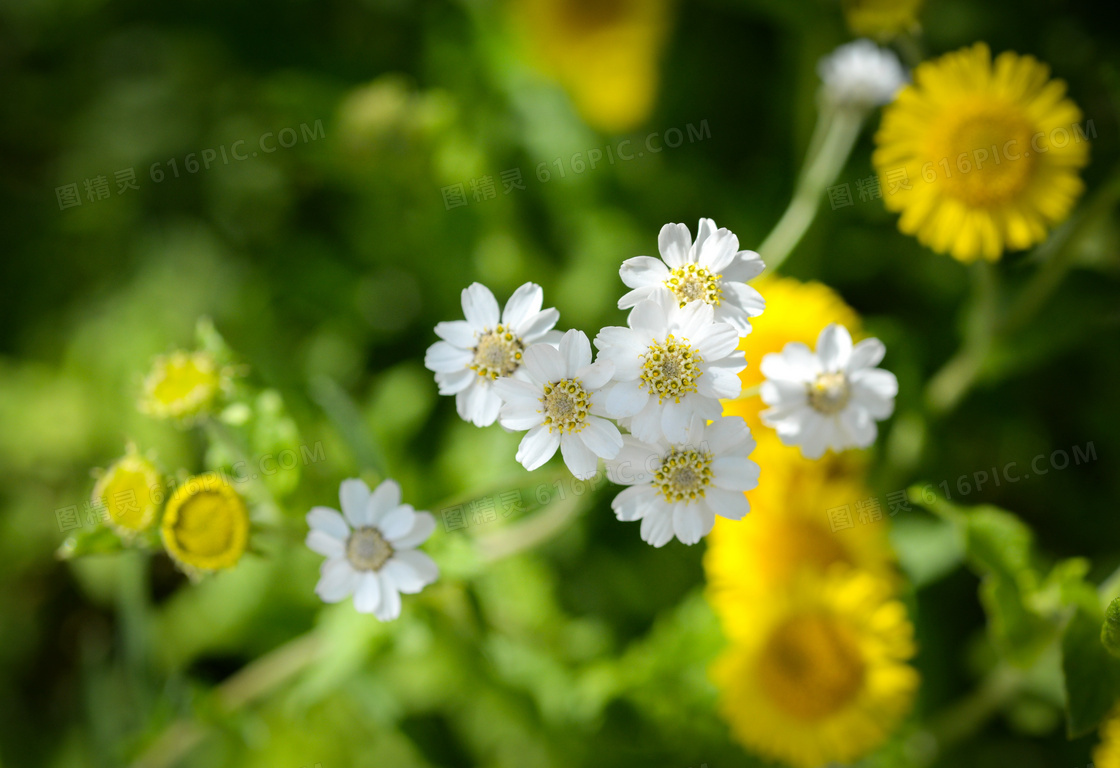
[92,447,163,536]
[640,334,703,403]
[140,350,224,421]
[160,475,250,573]
[470,324,525,380]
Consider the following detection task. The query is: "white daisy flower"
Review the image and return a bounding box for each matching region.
[618,219,765,335]
[424,282,560,427]
[306,478,438,621]
[595,293,746,444]
[606,415,759,547]
[760,323,898,459]
[494,329,622,480]
[818,39,906,109]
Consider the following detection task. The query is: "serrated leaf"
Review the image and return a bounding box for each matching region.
[1062,602,1120,737]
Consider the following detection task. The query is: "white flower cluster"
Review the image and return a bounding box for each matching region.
[304,218,900,618]
[424,216,885,550]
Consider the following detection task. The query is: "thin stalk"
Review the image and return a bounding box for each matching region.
[760,105,865,273]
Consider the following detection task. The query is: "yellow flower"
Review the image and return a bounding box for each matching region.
[1095,708,1120,768]
[711,568,919,768]
[512,0,671,132]
[160,474,250,573]
[843,0,923,39]
[140,350,225,421]
[873,43,1089,262]
[92,447,163,536]
[705,434,896,609]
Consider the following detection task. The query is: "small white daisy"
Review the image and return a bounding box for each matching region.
[494,329,622,480]
[606,415,759,547]
[424,282,560,427]
[818,39,906,109]
[618,219,765,335]
[760,323,898,459]
[306,478,438,621]
[595,292,746,444]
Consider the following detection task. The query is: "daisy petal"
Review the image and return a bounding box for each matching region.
[353,571,382,614]
[561,434,600,480]
[384,550,439,593]
[374,572,402,621]
[316,558,360,603]
[516,425,561,471]
[817,323,853,371]
[306,529,345,558]
[307,506,350,540]
[388,511,436,549]
[502,282,543,329]
[366,479,402,526]
[462,283,500,329]
[340,478,373,528]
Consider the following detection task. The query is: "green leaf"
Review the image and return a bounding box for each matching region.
[1061,600,1120,737]
[911,489,1052,667]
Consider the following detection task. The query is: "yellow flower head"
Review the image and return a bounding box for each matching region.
[1096,708,1120,768]
[140,350,225,421]
[512,0,671,132]
[843,0,923,39]
[160,474,250,573]
[711,568,919,768]
[873,43,1089,262]
[92,447,163,536]
[705,435,896,610]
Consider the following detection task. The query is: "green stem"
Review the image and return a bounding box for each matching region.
[925,261,999,414]
[925,166,1120,414]
[914,665,1023,764]
[760,105,865,273]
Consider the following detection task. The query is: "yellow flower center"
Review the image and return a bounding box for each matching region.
[471,324,524,380]
[929,103,1036,207]
[160,478,249,572]
[94,454,162,534]
[640,334,703,403]
[653,447,713,503]
[142,351,222,419]
[346,527,394,571]
[666,264,723,307]
[808,372,851,415]
[541,378,591,434]
[757,612,867,720]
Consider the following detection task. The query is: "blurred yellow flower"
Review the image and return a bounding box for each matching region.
[873,43,1089,262]
[711,568,919,768]
[140,350,225,421]
[512,0,671,132]
[92,447,163,536]
[705,434,896,610]
[160,475,250,574]
[1096,708,1120,768]
[843,0,923,39]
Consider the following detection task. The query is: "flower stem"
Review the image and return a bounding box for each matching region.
[925,166,1120,414]
[759,105,865,273]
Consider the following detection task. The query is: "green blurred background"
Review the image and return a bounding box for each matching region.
[2,0,1119,766]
